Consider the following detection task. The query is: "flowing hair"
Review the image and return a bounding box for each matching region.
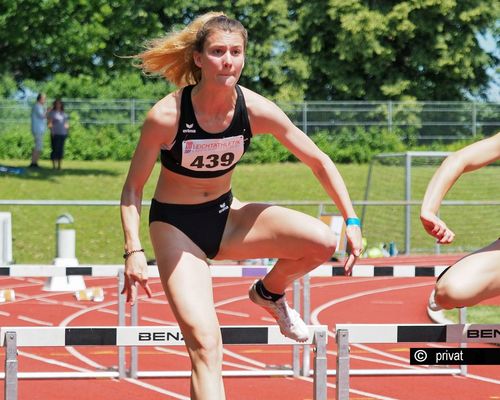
[135,12,247,87]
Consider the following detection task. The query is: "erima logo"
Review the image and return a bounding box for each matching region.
[183,123,196,133]
[219,202,229,213]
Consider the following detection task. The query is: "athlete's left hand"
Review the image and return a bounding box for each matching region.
[344,225,363,276]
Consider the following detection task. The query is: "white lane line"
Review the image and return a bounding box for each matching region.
[142,297,168,305]
[221,348,267,368]
[0,310,10,316]
[327,350,423,370]
[464,373,500,385]
[60,301,88,309]
[18,350,95,372]
[155,346,266,371]
[17,315,54,326]
[34,297,59,304]
[213,294,248,307]
[97,308,118,315]
[141,316,177,325]
[353,343,415,364]
[371,300,404,304]
[216,309,249,317]
[123,378,189,400]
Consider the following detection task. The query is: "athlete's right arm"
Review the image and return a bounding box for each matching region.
[120,93,180,304]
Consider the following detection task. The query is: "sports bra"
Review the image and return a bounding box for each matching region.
[160,85,252,178]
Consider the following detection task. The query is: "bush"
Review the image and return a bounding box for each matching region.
[242,134,296,163]
[64,125,139,161]
[0,125,34,159]
[310,127,406,163]
[0,123,484,164]
[0,121,140,161]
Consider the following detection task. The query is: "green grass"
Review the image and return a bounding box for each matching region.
[0,160,369,264]
[444,306,499,324]
[0,159,498,263]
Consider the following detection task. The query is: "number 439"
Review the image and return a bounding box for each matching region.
[190,153,235,169]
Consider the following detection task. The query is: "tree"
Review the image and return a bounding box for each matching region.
[1,0,307,101]
[292,0,499,100]
[0,1,167,82]
[1,0,497,101]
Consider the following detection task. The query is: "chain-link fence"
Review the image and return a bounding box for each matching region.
[1,99,499,141]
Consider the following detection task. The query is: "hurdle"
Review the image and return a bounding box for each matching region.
[126,263,313,378]
[298,264,469,376]
[334,323,500,400]
[0,263,313,379]
[1,325,328,400]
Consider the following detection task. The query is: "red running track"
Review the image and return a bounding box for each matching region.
[0,255,498,400]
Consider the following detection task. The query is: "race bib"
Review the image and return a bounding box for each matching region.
[181,135,244,171]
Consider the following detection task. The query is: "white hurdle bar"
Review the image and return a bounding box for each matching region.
[1,325,328,400]
[307,264,451,277]
[0,263,451,278]
[334,324,500,400]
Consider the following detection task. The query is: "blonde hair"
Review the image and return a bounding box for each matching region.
[135,12,247,87]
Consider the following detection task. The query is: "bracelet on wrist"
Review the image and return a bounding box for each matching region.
[346,217,361,227]
[123,248,145,260]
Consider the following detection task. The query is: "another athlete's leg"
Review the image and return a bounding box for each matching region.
[434,239,500,309]
[150,222,225,400]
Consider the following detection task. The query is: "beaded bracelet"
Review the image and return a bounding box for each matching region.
[346,217,361,227]
[123,248,145,260]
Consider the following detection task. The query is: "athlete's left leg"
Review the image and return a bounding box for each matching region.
[216,198,337,293]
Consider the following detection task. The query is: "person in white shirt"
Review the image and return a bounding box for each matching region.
[30,93,47,168]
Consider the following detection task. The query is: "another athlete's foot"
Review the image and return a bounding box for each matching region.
[249,280,309,342]
[428,288,442,312]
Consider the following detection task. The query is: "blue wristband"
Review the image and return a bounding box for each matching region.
[346,217,361,227]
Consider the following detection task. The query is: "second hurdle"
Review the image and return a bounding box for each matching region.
[334,323,500,400]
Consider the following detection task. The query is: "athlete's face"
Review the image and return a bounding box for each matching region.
[194,30,245,86]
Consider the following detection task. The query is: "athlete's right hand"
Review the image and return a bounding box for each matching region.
[420,211,455,244]
[122,252,153,305]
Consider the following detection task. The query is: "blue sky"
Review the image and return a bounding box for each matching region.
[477,32,499,102]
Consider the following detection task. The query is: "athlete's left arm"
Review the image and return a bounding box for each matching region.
[246,90,362,270]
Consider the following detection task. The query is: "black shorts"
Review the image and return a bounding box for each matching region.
[149,190,233,259]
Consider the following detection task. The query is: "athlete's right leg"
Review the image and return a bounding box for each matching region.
[434,239,500,309]
[150,222,225,400]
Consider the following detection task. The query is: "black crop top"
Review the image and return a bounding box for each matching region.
[160,85,253,178]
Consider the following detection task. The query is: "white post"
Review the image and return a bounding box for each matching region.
[292,279,301,376]
[313,329,327,400]
[0,212,13,266]
[336,329,350,400]
[4,331,18,400]
[44,213,85,291]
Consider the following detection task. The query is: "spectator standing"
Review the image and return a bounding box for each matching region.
[47,99,70,170]
[30,93,47,168]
